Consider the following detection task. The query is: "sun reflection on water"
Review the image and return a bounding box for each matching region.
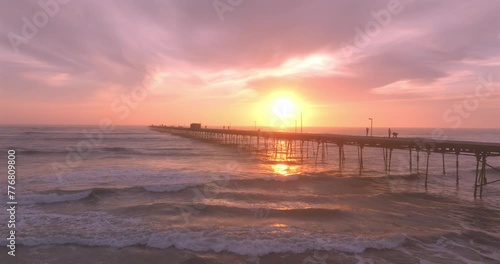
[271,163,299,176]
[268,223,291,234]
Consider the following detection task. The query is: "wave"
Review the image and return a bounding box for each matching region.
[13,147,198,157]
[12,183,265,206]
[221,174,384,191]
[198,204,347,219]
[11,173,396,205]
[141,183,199,192]
[19,190,94,204]
[146,228,406,256]
[19,231,406,256]
[12,169,473,206]
[381,191,470,205]
[20,149,53,155]
[16,222,500,260]
[15,209,406,256]
[112,201,347,219]
[101,147,130,152]
[22,131,75,135]
[404,230,500,263]
[15,184,201,204]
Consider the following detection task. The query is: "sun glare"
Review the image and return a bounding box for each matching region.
[253,91,309,130]
[272,98,296,118]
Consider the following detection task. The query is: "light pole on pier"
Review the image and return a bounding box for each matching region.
[368,118,373,137]
[300,112,303,134]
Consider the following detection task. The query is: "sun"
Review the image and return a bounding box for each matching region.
[272,98,296,118]
[253,92,306,130]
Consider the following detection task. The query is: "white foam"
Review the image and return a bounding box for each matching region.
[15,208,148,248]
[146,227,406,256]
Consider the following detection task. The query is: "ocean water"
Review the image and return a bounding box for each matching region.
[0,125,499,264]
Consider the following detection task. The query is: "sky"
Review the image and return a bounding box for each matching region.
[1,0,499,128]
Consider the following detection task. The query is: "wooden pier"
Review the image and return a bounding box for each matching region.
[150,126,500,198]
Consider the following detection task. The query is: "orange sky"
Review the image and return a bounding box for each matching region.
[1,0,499,128]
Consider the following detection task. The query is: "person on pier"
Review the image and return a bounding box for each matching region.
[388,128,392,138]
[366,127,369,136]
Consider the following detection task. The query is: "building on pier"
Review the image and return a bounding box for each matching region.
[190,123,202,130]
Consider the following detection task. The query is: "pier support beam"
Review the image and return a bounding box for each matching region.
[416,148,420,175]
[274,139,278,159]
[306,141,309,159]
[409,147,412,174]
[388,149,393,175]
[480,155,486,198]
[264,138,268,155]
[315,141,320,165]
[474,154,480,198]
[383,148,387,172]
[338,144,344,170]
[474,154,488,198]
[301,141,304,163]
[455,151,460,185]
[425,151,431,188]
[322,142,326,161]
[358,145,364,174]
[342,145,345,164]
[442,152,446,175]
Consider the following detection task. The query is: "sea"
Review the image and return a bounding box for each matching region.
[0,125,499,264]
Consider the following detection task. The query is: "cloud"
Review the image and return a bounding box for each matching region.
[0,0,499,125]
